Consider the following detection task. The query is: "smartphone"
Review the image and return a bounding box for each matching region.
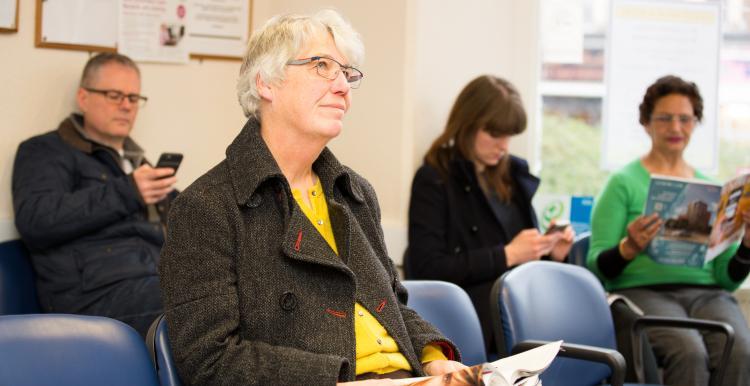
[545,220,570,235]
[156,153,183,175]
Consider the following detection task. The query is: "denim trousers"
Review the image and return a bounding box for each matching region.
[81,275,163,337]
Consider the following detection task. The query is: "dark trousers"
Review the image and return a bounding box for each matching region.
[81,275,163,337]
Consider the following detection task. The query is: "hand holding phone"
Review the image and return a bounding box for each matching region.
[545,220,570,235]
[156,153,183,176]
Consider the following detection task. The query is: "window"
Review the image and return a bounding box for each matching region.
[538,0,750,196]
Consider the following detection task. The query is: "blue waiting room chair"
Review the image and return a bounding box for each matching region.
[0,239,40,314]
[0,314,159,386]
[147,313,183,386]
[403,280,487,365]
[491,261,734,386]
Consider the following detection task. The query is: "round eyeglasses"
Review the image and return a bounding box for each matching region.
[286,56,363,89]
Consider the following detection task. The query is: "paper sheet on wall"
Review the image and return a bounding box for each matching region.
[118,0,189,63]
[0,0,17,30]
[602,0,720,172]
[40,0,117,47]
[188,0,249,58]
[540,0,584,64]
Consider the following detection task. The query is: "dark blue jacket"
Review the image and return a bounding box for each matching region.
[406,154,540,350]
[12,114,175,313]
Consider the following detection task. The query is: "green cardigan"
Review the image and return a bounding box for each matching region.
[587,159,742,291]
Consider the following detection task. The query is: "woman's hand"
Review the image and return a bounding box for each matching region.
[423,359,469,376]
[620,213,662,260]
[549,225,575,262]
[505,229,556,266]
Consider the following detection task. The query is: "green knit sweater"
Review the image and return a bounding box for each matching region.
[587,159,742,291]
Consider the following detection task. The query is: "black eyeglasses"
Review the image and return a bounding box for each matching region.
[286,56,364,89]
[84,88,148,107]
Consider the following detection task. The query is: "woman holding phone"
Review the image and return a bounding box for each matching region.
[405,75,574,353]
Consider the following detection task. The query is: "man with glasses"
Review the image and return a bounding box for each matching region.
[12,52,177,336]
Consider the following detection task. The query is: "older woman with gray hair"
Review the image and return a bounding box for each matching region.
[159,9,465,386]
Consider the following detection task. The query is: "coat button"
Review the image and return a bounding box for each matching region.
[464,185,471,193]
[247,193,263,208]
[454,246,462,254]
[100,173,108,180]
[471,225,479,233]
[279,291,297,311]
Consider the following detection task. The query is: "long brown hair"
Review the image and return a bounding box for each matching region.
[424,75,527,202]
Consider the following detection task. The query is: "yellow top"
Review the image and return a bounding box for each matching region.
[292,179,447,375]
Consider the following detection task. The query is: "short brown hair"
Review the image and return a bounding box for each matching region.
[638,75,703,126]
[424,75,527,201]
[80,52,140,88]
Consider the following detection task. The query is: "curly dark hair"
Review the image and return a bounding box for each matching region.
[638,75,703,126]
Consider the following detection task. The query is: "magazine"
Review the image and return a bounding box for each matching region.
[643,174,749,267]
[392,340,562,386]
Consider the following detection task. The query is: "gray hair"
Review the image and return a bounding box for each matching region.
[80,52,140,88]
[237,9,365,118]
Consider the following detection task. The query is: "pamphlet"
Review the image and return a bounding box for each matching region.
[392,340,562,386]
[644,174,749,267]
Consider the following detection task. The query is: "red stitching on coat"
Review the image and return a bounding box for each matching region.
[376,300,386,312]
[294,231,302,251]
[325,308,346,318]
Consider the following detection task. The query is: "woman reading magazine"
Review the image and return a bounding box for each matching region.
[587,75,750,386]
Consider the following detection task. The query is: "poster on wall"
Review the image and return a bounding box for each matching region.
[602,0,721,172]
[188,0,250,59]
[37,0,118,50]
[118,0,189,63]
[540,0,584,64]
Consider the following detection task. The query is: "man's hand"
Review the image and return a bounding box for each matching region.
[422,359,469,376]
[132,164,177,204]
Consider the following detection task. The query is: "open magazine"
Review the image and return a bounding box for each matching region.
[644,174,749,267]
[391,340,562,386]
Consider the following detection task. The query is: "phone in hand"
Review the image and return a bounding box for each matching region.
[156,153,183,176]
[545,220,570,235]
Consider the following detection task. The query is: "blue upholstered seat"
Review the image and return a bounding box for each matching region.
[0,239,40,314]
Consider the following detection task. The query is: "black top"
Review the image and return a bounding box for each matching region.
[405,154,540,352]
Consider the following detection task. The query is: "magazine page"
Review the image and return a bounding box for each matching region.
[644,175,722,267]
[707,174,750,260]
[392,340,562,386]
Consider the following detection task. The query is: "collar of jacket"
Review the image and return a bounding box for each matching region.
[450,153,540,202]
[57,113,145,164]
[226,118,365,207]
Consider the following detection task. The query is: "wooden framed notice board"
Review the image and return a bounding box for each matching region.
[35,0,252,61]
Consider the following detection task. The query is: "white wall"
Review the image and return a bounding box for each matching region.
[0,1,540,265]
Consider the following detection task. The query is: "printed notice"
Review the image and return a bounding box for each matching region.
[188,0,249,58]
[118,0,189,63]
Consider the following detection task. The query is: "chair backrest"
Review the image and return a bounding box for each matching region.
[0,314,159,386]
[491,261,616,386]
[0,239,40,314]
[402,280,487,365]
[568,232,591,268]
[147,314,183,386]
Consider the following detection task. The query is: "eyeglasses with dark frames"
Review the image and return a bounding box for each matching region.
[84,88,148,107]
[286,56,364,89]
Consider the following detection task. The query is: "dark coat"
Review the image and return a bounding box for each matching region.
[405,155,540,351]
[12,114,174,314]
[159,119,457,386]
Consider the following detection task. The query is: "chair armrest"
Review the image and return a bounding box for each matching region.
[512,339,626,386]
[631,316,735,386]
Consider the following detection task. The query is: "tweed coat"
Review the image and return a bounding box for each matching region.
[159,119,458,386]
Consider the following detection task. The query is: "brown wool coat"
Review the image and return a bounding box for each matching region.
[159,119,458,386]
